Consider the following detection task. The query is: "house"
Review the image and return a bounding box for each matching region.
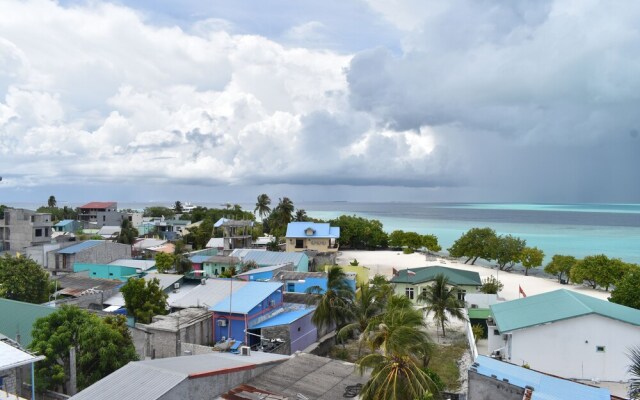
[468,355,611,400]
[230,249,309,272]
[73,263,140,281]
[53,219,82,233]
[390,266,482,304]
[136,308,214,359]
[97,225,121,239]
[202,255,240,277]
[109,258,156,272]
[219,352,369,400]
[285,222,339,253]
[487,289,640,381]
[69,351,290,400]
[209,281,284,344]
[48,240,132,274]
[274,270,356,293]
[236,264,293,282]
[77,201,121,227]
[215,218,253,250]
[249,303,317,354]
[0,298,57,347]
[0,208,52,252]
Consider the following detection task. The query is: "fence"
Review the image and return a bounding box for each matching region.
[462,309,478,361]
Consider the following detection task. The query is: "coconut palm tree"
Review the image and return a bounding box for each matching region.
[418,274,466,337]
[307,266,354,331]
[630,346,640,399]
[364,301,431,357]
[47,195,56,208]
[254,194,271,219]
[357,352,436,400]
[294,209,308,222]
[174,201,183,213]
[337,283,384,357]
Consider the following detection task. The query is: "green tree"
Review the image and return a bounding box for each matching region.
[448,227,497,265]
[174,201,183,213]
[479,275,504,294]
[338,283,384,357]
[48,195,57,208]
[493,235,526,271]
[609,266,640,309]
[330,215,388,249]
[0,254,51,303]
[254,194,272,219]
[571,254,628,290]
[388,230,406,249]
[116,218,139,245]
[629,346,640,400]
[154,252,176,273]
[30,306,138,393]
[520,246,544,276]
[544,254,577,283]
[403,231,423,252]
[418,274,466,337]
[143,206,175,219]
[307,266,355,331]
[422,234,441,253]
[120,277,168,323]
[294,209,308,222]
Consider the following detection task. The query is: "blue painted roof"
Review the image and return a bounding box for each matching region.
[57,240,103,254]
[472,356,610,400]
[190,255,210,264]
[233,250,307,267]
[252,307,315,329]
[54,219,76,227]
[286,222,340,238]
[210,282,283,314]
[236,264,287,276]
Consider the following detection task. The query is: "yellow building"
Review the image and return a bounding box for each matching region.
[285,222,340,253]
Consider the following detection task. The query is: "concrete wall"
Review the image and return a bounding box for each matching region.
[93,211,125,228]
[73,263,138,281]
[494,314,639,381]
[288,312,317,353]
[467,370,524,400]
[49,242,131,273]
[26,243,62,267]
[0,209,53,252]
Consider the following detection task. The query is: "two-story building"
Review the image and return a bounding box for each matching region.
[48,240,132,274]
[0,208,52,252]
[77,201,121,227]
[285,222,339,253]
[390,266,482,304]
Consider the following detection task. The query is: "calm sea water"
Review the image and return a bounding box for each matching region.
[297,202,640,265]
[8,200,640,264]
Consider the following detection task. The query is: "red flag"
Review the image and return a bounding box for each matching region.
[519,285,527,298]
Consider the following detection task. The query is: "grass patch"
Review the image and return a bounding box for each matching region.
[428,339,468,391]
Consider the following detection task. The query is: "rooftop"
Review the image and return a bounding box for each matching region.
[109,259,156,271]
[285,222,340,238]
[54,219,76,226]
[274,271,327,281]
[0,336,44,370]
[230,249,307,267]
[251,305,315,329]
[79,202,117,209]
[391,265,482,286]
[57,240,103,254]
[236,264,292,277]
[215,218,254,228]
[471,355,610,400]
[0,298,57,346]
[142,308,212,332]
[54,273,123,297]
[170,279,250,309]
[211,281,283,314]
[490,289,640,333]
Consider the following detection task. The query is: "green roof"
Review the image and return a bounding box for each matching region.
[490,289,640,333]
[0,298,56,346]
[468,308,491,319]
[391,266,482,286]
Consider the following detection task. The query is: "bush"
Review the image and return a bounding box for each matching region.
[403,248,414,254]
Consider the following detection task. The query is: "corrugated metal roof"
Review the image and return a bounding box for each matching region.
[133,238,167,250]
[230,250,306,267]
[252,307,315,329]
[0,340,40,369]
[472,355,610,400]
[285,222,339,238]
[391,266,482,286]
[206,238,224,248]
[170,279,249,309]
[274,271,326,281]
[57,240,103,254]
[490,289,640,333]
[0,298,56,346]
[189,255,210,264]
[54,273,123,295]
[109,259,156,271]
[211,282,283,314]
[54,219,75,226]
[97,226,120,236]
[236,264,291,276]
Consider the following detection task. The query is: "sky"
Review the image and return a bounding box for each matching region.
[1,0,640,205]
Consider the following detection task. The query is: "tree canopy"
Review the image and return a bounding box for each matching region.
[143,206,175,219]
[254,194,271,219]
[520,246,544,276]
[570,254,628,290]
[47,195,57,208]
[0,254,51,303]
[330,215,388,249]
[448,227,497,265]
[30,306,138,393]
[418,274,465,337]
[479,275,504,294]
[120,277,168,323]
[493,235,526,271]
[544,254,577,283]
[307,266,355,331]
[116,218,139,245]
[154,252,175,273]
[609,266,640,309]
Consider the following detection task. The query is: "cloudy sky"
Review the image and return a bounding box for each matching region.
[1,0,639,204]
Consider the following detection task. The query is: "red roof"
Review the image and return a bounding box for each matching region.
[78,201,117,209]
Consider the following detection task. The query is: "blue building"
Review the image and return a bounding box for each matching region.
[210,281,284,345]
[275,271,356,293]
[53,219,82,233]
[235,264,292,282]
[230,249,309,272]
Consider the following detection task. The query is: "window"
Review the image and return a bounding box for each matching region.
[596,346,606,352]
[405,287,414,300]
[457,289,467,302]
[295,239,304,249]
[287,283,295,292]
[35,228,42,237]
[103,216,106,222]
[493,329,500,336]
[44,228,49,237]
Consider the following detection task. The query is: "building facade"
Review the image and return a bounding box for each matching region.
[0,209,52,252]
[285,222,339,253]
[391,266,482,304]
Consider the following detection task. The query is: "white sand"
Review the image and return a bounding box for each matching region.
[337,250,611,301]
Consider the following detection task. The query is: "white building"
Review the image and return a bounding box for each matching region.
[487,289,640,382]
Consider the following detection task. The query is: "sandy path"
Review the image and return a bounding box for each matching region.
[337,250,611,301]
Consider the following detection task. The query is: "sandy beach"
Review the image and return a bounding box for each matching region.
[336,250,611,301]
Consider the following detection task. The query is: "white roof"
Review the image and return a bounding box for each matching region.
[0,341,43,369]
[206,238,224,248]
[109,259,156,271]
[133,238,167,250]
[169,279,249,309]
[97,226,120,236]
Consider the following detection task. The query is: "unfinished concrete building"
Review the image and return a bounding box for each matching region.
[0,209,52,253]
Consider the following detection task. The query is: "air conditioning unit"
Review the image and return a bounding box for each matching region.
[471,304,478,309]
[240,346,251,356]
[217,319,227,327]
[201,278,206,285]
[174,283,180,289]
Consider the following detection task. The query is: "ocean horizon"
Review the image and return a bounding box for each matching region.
[5,200,640,265]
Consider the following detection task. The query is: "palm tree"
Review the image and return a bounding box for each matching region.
[358,352,436,400]
[47,195,56,208]
[418,274,466,337]
[254,194,271,219]
[174,201,183,213]
[364,301,430,357]
[294,209,308,222]
[630,346,640,399]
[276,197,294,224]
[338,283,384,357]
[307,266,355,331]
